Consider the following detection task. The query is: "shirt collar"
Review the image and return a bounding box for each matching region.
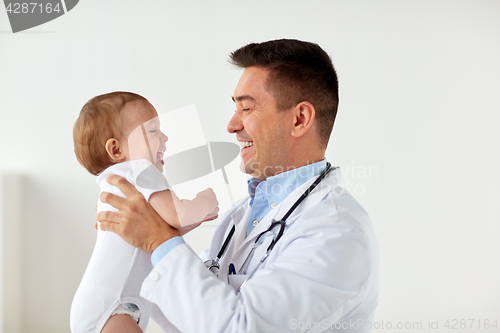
[247,177,262,200]
[246,159,327,206]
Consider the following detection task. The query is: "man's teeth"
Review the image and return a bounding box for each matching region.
[239,141,254,148]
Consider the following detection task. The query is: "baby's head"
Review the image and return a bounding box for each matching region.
[73,91,168,175]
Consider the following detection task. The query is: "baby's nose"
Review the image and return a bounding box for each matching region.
[161,132,168,142]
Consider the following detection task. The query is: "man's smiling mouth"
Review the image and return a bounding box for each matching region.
[239,141,254,149]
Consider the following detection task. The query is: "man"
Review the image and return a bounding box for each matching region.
[98,39,379,332]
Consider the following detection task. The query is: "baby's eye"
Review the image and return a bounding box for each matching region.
[149,130,157,133]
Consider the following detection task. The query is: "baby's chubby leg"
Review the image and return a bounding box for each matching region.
[101,314,143,333]
[70,229,153,333]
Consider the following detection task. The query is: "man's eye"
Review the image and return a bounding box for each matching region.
[234,107,250,113]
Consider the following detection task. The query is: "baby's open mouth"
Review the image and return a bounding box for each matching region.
[157,150,165,164]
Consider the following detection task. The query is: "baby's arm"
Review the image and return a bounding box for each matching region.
[148,188,219,229]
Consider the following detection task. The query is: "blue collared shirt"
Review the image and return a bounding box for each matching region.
[151,159,327,266]
[245,159,327,236]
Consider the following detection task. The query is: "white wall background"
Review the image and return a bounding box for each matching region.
[1,1,499,332]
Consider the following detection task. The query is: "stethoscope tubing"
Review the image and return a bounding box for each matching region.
[207,162,333,280]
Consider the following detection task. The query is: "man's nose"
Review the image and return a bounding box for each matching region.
[227,111,243,134]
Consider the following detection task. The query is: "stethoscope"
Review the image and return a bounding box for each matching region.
[204,162,333,288]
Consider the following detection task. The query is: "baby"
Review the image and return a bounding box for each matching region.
[70,92,219,333]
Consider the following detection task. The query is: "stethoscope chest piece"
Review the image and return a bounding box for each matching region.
[204,259,221,277]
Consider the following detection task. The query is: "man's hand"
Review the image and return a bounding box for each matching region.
[96,174,181,253]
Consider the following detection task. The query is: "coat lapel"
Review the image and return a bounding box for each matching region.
[216,167,341,280]
[233,168,340,255]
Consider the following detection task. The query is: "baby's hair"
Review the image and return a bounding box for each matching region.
[73,91,148,175]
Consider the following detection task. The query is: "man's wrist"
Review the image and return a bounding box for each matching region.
[148,229,181,253]
[151,236,185,266]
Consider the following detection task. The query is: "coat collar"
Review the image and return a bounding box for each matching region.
[233,166,341,255]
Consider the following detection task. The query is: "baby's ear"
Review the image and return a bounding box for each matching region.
[105,138,127,162]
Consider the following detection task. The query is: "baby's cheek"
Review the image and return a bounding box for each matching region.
[128,146,151,161]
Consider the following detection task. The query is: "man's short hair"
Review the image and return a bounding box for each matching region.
[73,91,148,175]
[230,39,339,147]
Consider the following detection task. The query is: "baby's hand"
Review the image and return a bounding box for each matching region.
[203,205,219,222]
[195,188,219,212]
[197,188,217,206]
[197,188,219,222]
[177,205,219,235]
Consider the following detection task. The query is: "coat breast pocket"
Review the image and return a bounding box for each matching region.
[227,273,249,292]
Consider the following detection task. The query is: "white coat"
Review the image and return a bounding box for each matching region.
[140,167,379,333]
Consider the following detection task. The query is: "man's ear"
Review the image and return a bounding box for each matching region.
[291,101,316,138]
[105,138,126,162]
